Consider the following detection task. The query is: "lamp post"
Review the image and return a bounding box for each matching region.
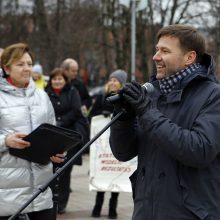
[119,0,147,81]
[131,0,136,81]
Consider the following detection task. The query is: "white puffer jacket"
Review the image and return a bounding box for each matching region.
[0,77,56,216]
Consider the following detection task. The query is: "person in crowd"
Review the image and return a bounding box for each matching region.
[0,43,64,219]
[90,69,128,219]
[32,62,47,89]
[110,24,220,220]
[60,58,92,116]
[0,48,4,76]
[45,67,89,215]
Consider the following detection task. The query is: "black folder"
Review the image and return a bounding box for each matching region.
[9,123,82,165]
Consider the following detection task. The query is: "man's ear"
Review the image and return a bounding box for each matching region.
[185,51,197,65]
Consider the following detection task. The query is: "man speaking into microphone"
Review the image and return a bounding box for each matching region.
[109,24,220,220]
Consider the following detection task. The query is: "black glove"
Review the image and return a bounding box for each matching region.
[108,90,135,120]
[122,81,150,116]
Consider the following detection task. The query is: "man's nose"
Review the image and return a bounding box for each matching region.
[153,51,161,61]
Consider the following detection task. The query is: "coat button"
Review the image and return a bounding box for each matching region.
[141,167,145,180]
[158,171,166,179]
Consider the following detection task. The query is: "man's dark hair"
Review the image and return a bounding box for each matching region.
[157,24,206,63]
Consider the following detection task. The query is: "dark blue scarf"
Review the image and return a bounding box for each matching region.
[159,63,202,94]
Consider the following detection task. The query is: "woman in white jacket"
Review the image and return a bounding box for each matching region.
[0,43,64,219]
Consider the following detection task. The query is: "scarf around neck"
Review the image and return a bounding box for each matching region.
[159,63,202,94]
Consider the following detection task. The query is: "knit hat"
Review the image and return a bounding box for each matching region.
[109,69,128,85]
[32,63,43,75]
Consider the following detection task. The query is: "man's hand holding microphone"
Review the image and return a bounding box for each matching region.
[106,81,154,118]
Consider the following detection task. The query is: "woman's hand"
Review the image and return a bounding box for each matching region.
[50,153,66,164]
[5,133,30,149]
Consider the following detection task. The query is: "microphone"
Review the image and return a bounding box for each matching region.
[106,82,154,103]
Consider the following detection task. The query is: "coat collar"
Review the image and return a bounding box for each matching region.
[0,76,36,97]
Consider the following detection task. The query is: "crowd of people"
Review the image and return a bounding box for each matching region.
[0,42,123,219]
[0,23,220,220]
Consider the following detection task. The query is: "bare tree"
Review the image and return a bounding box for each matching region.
[99,0,213,82]
[31,0,55,72]
[206,0,220,77]
[0,0,218,84]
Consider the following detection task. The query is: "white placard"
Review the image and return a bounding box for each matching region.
[89,115,137,192]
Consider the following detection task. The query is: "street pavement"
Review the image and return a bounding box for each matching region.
[57,154,133,220]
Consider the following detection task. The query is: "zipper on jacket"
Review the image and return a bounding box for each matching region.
[24,89,35,211]
[24,89,33,131]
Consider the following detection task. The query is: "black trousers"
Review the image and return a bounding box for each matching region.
[54,165,73,210]
[95,191,119,207]
[51,165,73,210]
[0,208,53,220]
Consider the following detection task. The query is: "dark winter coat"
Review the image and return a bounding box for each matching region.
[46,84,89,165]
[89,91,114,118]
[110,54,220,220]
[71,78,92,109]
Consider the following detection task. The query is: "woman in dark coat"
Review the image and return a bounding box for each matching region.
[45,68,89,214]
